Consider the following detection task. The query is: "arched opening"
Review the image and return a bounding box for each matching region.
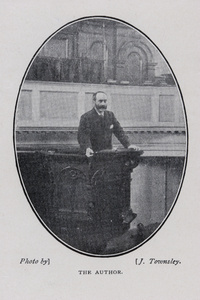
[125,52,142,84]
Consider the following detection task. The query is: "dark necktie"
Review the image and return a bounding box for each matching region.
[99,114,104,128]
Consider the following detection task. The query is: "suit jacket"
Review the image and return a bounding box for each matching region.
[77,108,130,152]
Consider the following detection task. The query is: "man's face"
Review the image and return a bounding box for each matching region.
[94,92,107,113]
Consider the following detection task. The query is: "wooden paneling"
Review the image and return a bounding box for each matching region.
[16,81,185,128]
[16,90,32,121]
[40,91,78,121]
[84,92,94,112]
[159,95,175,122]
[111,94,152,123]
[130,157,185,226]
[165,157,185,212]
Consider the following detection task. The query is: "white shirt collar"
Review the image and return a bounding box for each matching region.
[94,107,104,116]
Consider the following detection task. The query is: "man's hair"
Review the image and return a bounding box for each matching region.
[93,91,107,101]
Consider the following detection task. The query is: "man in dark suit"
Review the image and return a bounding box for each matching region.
[78,91,139,157]
[78,91,139,224]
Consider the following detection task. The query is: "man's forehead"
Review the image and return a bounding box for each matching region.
[96,92,107,100]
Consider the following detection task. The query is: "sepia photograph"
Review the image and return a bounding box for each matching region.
[14,17,187,256]
[1,1,200,299]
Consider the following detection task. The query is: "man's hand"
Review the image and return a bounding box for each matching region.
[86,148,94,157]
[128,144,140,151]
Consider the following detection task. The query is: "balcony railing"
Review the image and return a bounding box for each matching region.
[26,56,104,84]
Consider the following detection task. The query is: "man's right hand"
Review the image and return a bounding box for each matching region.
[128,144,140,151]
[86,148,94,157]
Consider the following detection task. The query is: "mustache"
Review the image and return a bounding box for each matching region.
[99,105,107,109]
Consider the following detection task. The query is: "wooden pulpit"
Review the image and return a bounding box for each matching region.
[17,147,143,254]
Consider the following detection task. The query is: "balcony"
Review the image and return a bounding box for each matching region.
[26,56,104,84]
